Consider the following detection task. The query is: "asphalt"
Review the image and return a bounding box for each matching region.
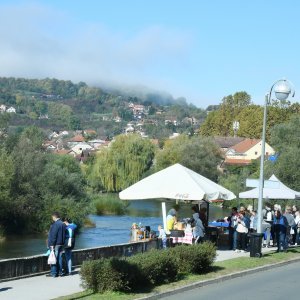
[0,247,281,300]
[160,260,300,300]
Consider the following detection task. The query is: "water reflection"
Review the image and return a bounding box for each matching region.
[0,200,229,259]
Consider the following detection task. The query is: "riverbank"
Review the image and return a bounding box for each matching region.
[0,202,230,259]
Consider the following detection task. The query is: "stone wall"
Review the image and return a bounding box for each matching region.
[0,239,159,281]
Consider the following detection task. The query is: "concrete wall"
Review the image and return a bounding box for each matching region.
[0,239,159,281]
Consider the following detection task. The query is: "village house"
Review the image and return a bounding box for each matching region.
[0,104,7,112]
[125,123,135,134]
[42,141,57,152]
[224,138,275,165]
[182,117,199,126]
[165,117,178,126]
[114,116,122,123]
[214,136,245,153]
[88,139,106,149]
[67,135,85,148]
[6,106,16,113]
[55,149,76,157]
[71,142,94,155]
[48,131,60,140]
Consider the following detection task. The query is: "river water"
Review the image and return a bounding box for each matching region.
[0,200,230,259]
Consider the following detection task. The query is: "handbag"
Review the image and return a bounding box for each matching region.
[47,249,56,265]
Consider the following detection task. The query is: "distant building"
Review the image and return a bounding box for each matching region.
[214,136,245,153]
[224,138,275,165]
[71,142,93,155]
[6,107,16,113]
[0,104,7,112]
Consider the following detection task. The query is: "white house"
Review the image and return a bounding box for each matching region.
[6,107,16,113]
[88,139,106,149]
[71,142,93,155]
[0,105,7,112]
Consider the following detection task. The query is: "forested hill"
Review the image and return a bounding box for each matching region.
[0,77,206,138]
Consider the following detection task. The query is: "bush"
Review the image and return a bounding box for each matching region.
[80,258,141,293]
[128,249,178,285]
[169,242,216,274]
[80,242,216,294]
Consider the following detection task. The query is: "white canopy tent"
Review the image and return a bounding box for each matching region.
[119,163,236,230]
[239,174,300,200]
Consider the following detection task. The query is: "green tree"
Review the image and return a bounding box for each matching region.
[89,134,155,192]
[0,149,14,232]
[155,135,223,181]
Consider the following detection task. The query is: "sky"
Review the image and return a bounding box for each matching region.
[0,0,299,108]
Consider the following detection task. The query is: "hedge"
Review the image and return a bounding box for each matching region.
[80,241,216,293]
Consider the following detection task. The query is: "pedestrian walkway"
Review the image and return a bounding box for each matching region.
[0,247,276,300]
[0,271,83,300]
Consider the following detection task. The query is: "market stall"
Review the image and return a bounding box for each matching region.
[119,163,236,245]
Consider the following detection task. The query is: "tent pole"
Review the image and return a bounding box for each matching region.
[162,202,167,231]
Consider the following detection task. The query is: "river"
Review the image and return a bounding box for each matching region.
[0,200,230,259]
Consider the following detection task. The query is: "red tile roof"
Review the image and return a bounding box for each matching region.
[224,158,252,165]
[231,138,260,153]
[69,135,85,142]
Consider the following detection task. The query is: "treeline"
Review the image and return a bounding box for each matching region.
[85,134,223,192]
[200,91,300,139]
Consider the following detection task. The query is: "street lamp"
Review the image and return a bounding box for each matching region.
[257,79,295,233]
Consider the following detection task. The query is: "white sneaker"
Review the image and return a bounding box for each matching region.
[241,250,246,253]
[235,249,240,253]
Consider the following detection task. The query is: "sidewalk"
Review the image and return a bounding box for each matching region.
[0,247,275,300]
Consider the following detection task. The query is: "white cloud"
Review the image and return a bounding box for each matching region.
[0,2,193,97]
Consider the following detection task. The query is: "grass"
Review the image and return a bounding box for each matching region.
[92,193,129,215]
[56,247,300,300]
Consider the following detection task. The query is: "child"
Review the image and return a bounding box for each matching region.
[158,225,167,249]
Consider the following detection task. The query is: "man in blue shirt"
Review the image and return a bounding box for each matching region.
[47,212,66,277]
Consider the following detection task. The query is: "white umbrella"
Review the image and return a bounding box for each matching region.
[239,174,300,199]
[119,163,236,229]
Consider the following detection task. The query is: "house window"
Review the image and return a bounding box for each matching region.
[255,151,258,155]
[266,152,269,156]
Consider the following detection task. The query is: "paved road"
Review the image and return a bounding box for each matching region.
[161,260,300,300]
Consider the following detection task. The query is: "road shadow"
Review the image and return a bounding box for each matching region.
[0,287,12,292]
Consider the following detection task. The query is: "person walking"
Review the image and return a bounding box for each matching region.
[47,212,66,277]
[63,218,77,275]
[273,210,288,252]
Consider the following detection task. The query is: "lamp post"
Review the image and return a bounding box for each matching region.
[256,79,295,233]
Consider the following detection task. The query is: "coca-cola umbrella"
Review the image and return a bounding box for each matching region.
[119,163,236,230]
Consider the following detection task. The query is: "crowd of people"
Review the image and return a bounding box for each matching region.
[228,204,300,253]
[158,205,207,248]
[47,212,77,278]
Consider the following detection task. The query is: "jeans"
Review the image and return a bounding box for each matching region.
[276,232,287,251]
[237,232,247,251]
[64,248,73,274]
[50,245,63,277]
[229,227,238,250]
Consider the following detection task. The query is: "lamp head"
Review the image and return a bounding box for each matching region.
[274,80,292,101]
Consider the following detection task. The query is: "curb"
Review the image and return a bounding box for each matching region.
[137,255,300,300]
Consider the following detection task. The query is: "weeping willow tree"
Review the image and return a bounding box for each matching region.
[89,134,155,192]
